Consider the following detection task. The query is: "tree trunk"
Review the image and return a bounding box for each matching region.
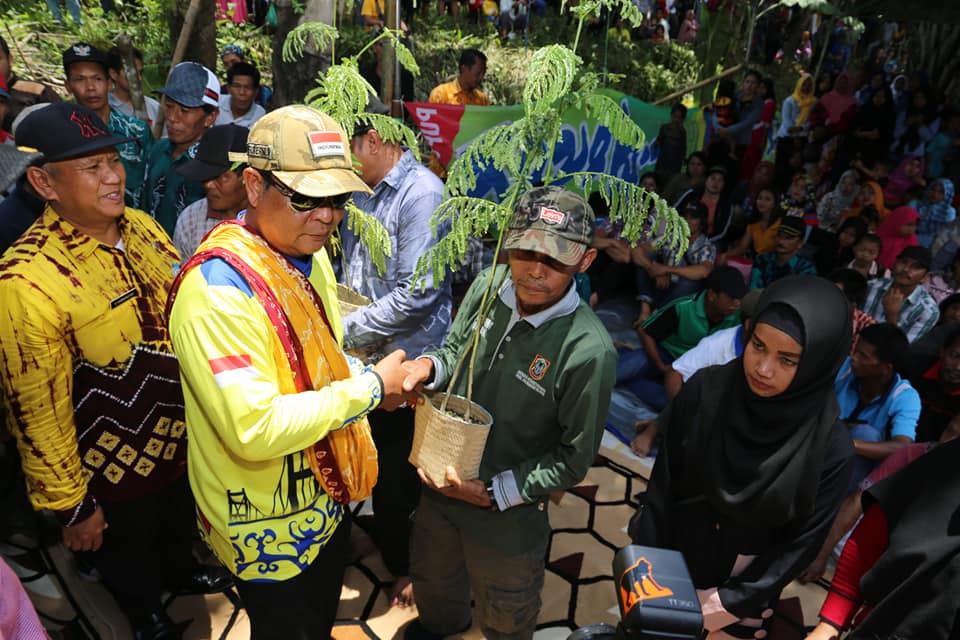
[271,0,334,108]
[906,22,960,102]
[169,0,217,70]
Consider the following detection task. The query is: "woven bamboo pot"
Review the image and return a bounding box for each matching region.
[337,283,371,316]
[410,391,493,487]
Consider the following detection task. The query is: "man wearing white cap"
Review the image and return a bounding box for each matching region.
[167,104,417,638]
[142,61,220,237]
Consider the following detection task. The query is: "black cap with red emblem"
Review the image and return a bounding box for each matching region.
[15,102,134,163]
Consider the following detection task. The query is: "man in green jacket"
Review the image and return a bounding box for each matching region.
[401,186,617,640]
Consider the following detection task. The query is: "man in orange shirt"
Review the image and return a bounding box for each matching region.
[428,49,490,106]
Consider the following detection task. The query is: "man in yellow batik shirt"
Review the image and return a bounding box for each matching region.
[0,103,230,640]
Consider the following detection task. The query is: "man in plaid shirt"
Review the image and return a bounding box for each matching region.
[862,246,940,343]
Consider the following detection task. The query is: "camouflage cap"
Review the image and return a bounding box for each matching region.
[230,105,372,198]
[503,186,595,266]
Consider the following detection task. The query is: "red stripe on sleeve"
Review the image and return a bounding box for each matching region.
[208,354,253,374]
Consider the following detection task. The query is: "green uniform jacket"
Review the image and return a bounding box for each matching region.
[423,266,617,553]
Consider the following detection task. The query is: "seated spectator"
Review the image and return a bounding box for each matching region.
[798,414,959,586]
[883,154,926,207]
[816,217,868,276]
[818,169,860,233]
[911,327,960,442]
[828,267,876,354]
[654,104,687,184]
[215,62,266,129]
[0,36,61,132]
[729,160,774,222]
[750,216,817,288]
[939,293,960,326]
[848,232,887,280]
[805,437,960,640]
[911,178,956,247]
[780,170,817,224]
[107,45,160,126]
[728,186,781,258]
[587,199,634,306]
[172,124,249,257]
[843,180,890,223]
[924,248,960,303]
[675,165,735,249]
[617,265,745,414]
[631,288,762,456]
[662,151,706,205]
[876,206,920,270]
[634,199,715,312]
[631,276,854,640]
[862,246,939,342]
[835,323,920,489]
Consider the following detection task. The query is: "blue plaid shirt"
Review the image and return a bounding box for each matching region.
[339,150,452,358]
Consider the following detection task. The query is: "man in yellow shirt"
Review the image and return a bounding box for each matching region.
[168,105,417,638]
[0,102,231,640]
[428,49,490,106]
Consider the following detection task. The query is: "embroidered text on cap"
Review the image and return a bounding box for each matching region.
[307,131,345,159]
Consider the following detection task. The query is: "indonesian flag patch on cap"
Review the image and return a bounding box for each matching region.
[307,131,345,159]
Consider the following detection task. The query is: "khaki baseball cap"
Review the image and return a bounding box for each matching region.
[503,186,595,266]
[230,105,372,198]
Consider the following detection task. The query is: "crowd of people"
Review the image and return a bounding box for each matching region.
[0,6,958,640]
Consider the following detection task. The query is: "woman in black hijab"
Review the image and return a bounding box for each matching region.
[629,275,855,638]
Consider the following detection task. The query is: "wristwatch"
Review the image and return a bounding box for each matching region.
[485,482,499,512]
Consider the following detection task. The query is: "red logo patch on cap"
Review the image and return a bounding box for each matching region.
[307,131,345,159]
[539,206,566,225]
[69,111,107,139]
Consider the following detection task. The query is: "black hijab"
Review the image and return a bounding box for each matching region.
[678,275,852,525]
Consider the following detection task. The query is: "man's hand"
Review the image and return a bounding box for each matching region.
[646,262,670,278]
[655,274,671,290]
[417,465,491,508]
[882,286,905,323]
[373,350,418,410]
[606,240,632,264]
[401,358,433,393]
[63,506,107,552]
[797,555,829,584]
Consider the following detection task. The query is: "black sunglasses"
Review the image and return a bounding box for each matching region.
[260,171,351,212]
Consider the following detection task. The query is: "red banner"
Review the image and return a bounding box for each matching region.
[404,102,466,165]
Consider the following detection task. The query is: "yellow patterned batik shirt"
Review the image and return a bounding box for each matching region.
[0,206,186,526]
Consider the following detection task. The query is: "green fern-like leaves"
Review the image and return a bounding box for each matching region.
[413,197,509,288]
[282,22,338,63]
[344,202,393,274]
[396,40,421,76]
[582,93,646,149]
[522,45,581,113]
[565,171,689,255]
[305,61,377,125]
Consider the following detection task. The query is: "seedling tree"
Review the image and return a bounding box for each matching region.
[283,6,688,420]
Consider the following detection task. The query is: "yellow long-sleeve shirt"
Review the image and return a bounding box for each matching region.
[168,243,382,582]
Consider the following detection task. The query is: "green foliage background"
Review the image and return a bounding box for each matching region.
[1,2,696,104]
